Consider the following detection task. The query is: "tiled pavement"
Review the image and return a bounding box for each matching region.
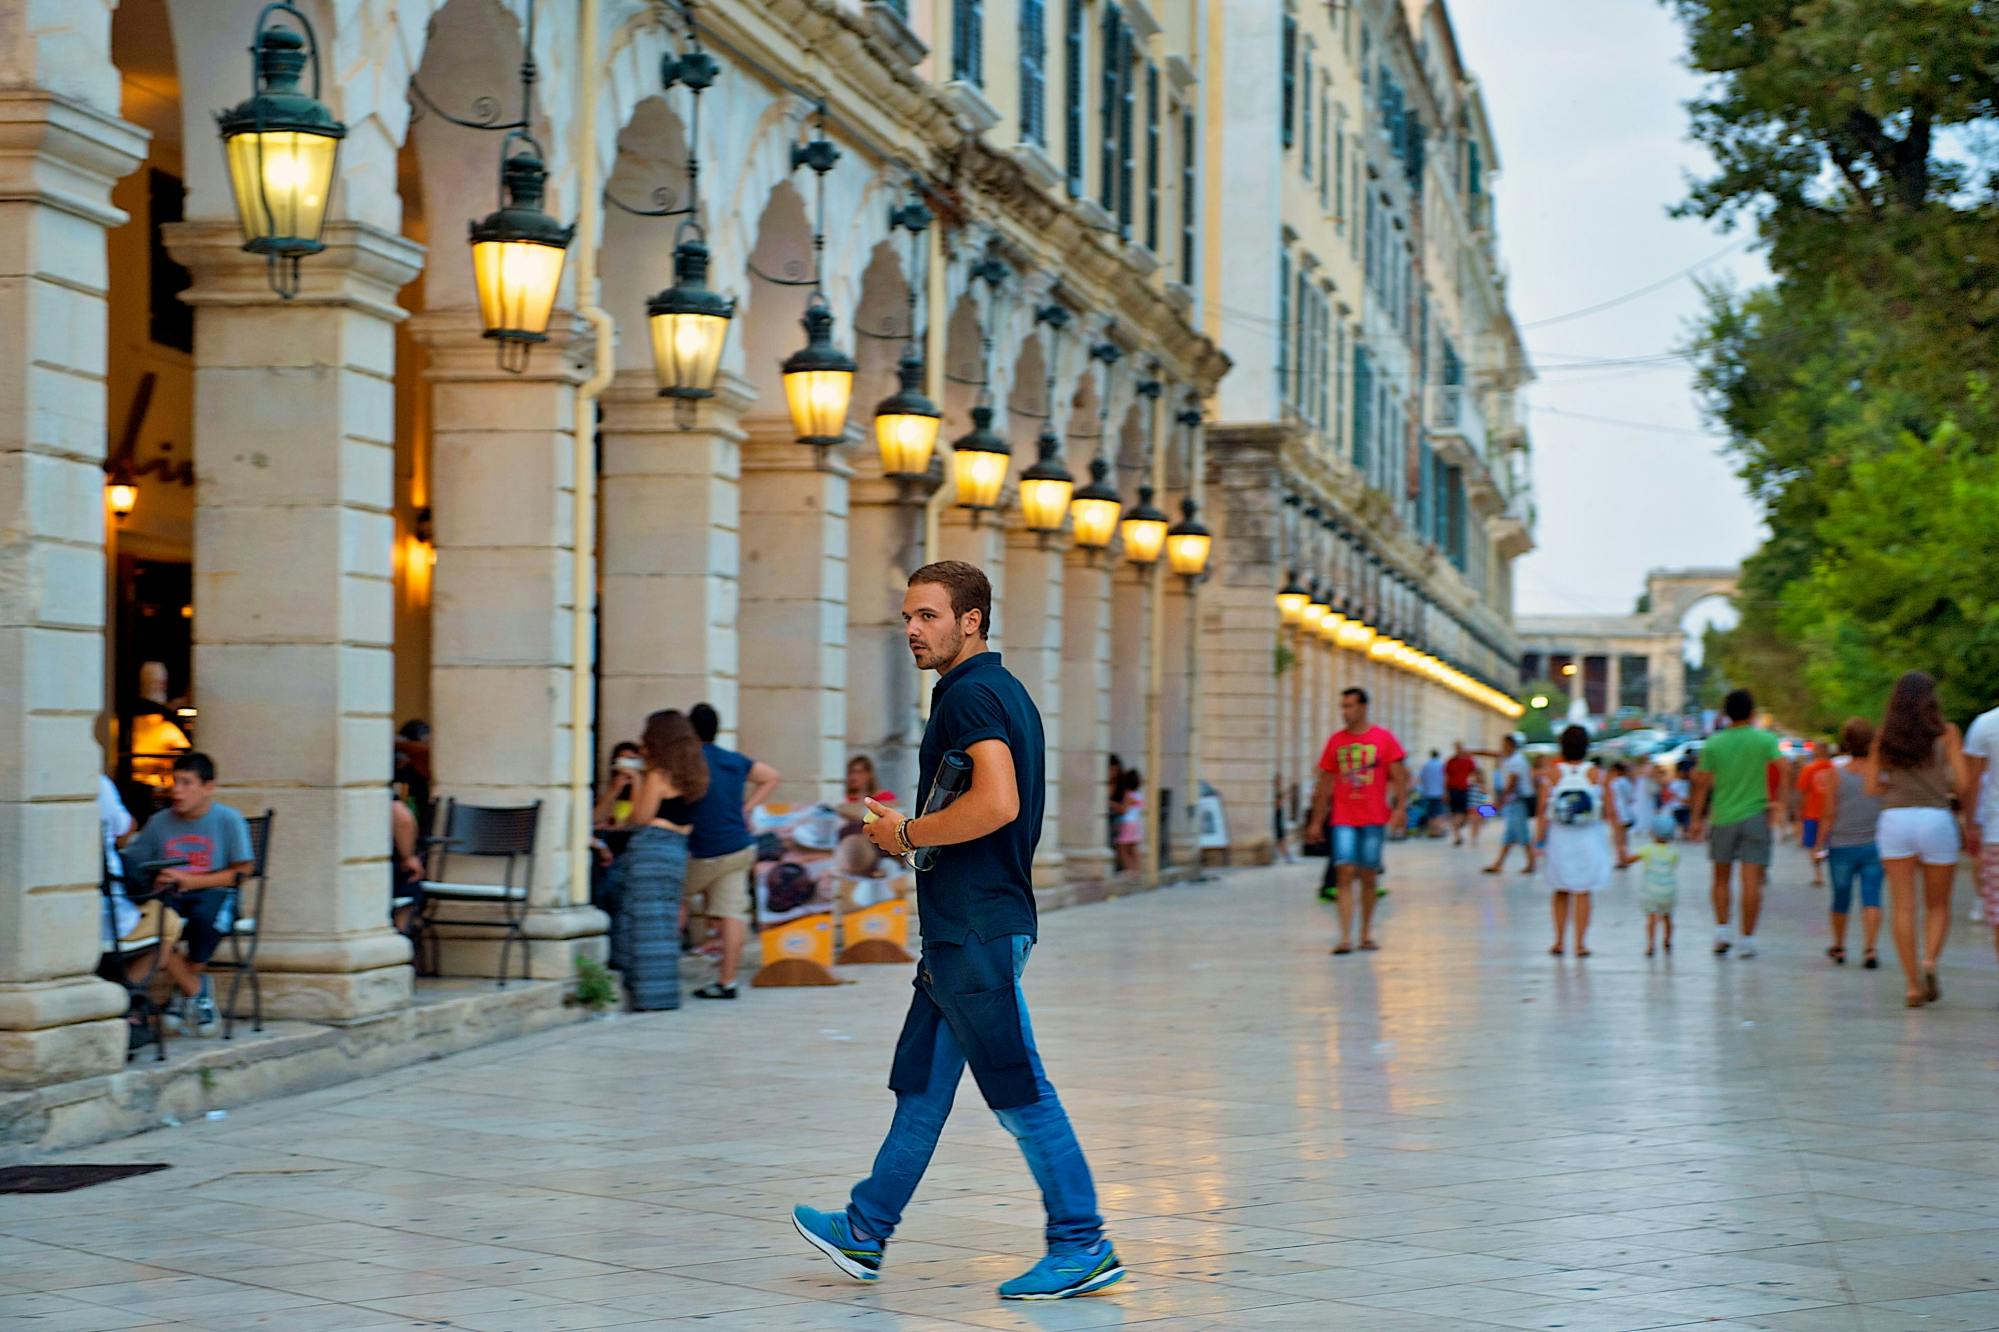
[6,837,1999,1330]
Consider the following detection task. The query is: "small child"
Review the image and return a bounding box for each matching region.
[1637,812,1680,955]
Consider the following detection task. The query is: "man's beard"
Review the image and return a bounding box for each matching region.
[917,624,965,668]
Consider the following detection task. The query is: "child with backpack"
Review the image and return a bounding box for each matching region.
[1538,726,1615,957]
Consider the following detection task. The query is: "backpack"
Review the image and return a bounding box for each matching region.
[1550,763,1601,827]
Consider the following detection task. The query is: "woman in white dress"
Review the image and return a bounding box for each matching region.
[1538,725,1616,957]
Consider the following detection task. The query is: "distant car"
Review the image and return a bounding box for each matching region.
[1654,739,1704,773]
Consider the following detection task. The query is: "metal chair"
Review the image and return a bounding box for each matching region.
[210,810,274,1039]
[416,799,540,987]
[98,854,169,1063]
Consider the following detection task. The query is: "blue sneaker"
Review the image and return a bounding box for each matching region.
[998,1244,1126,1300]
[791,1205,881,1282]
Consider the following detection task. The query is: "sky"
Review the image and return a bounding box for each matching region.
[1447,0,1767,632]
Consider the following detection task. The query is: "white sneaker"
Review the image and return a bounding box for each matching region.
[1736,938,1758,959]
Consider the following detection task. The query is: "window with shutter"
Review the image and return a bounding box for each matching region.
[1294,268,1308,411]
[1334,111,1345,220]
[1064,0,1083,196]
[1099,5,1120,213]
[1278,249,1292,403]
[1179,108,1197,286]
[1117,25,1136,229]
[1352,345,1371,469]
[1317,294,1330,429]
[1144,64,1159,251]
[1301,51,1312,177]
[1281,15,1297,148]
[952,0,984,86]
[1021,0,1046,145]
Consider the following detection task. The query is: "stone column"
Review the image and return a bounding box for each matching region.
[162,221,422,1020]
[1160,575,1196,865]
[846,463,926,800]
[1109,563,1150,766]
[598,371,748,757]
[0,90,145,1087]
[1003,526,1067,881]
[1059,552,1113,885]
[737,421,848,805]
[411,313,605,977]
[1198,426,1282,863]
[1605,654,1622,720]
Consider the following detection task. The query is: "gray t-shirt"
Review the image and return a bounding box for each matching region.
[1498,753,1533,806]
[121,802,253,885]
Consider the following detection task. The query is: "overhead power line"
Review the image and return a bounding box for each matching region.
[1520,238,1754,331]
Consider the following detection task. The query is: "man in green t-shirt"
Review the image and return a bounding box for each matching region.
[1689,689,1782,958]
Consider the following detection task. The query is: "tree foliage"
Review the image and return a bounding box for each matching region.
[1669,0,1999,725]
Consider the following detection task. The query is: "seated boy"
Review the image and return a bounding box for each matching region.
[120,752,254,1035]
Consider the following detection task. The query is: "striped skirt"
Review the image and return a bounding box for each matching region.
[610,825,687,1011]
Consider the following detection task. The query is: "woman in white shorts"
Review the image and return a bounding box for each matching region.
[1864,671,1969,1008]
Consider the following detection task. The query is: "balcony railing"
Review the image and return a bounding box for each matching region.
[1426,383,1488,463]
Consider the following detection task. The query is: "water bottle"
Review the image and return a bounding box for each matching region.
[910,750,973,872]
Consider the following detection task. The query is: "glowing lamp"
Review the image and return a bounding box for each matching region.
[1166,497,1213,577]
[1277,572,1310,625]
[781,298,857,444]
[949,405,1011,513]
[217,12,345,297]
[1069,457,1122,550]
[1018,429,1075,534]
[469,151,575,371]
[647,236,735,399]
[1119,484,1170,566]
[107,481,138,521]
[873,346,942,476]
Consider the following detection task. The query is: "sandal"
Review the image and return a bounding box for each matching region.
[1863,951,1878,969]
[1905,994,1926,1008]
[1549,945,1564,956]
[1924,970,1940,1003]
[1358,940,1380,951]
[1331,944,1353,955]
[1827,946,1846,965]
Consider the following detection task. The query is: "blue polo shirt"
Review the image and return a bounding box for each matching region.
[688,743,755,859]
[915,651,1043,945]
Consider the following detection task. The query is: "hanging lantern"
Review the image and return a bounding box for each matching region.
[1119,484,1170,566]
[1069,457,1122,550]
[1277,571,1310,625]
[647,233,735,399]
[950,405,1011,514]
[873,346,942,476]
[106,478,138,522]
[1300,586,1327,634]
[1317,610,1345,643]
[1340,619,1377,652]
[217,7,345,298]
[1166,496,1213,578]
[470,148,575,371]
[782,297,858,445]
[1018,429,1075,534]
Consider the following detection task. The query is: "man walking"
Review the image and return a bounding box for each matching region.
[1417,751,1448,837]
[1444,742,1481,845]
[792,561,1121,1302]
[1484,733,1537,875]
[684,703,780,999]
[1689,689,1782,957]
[1308,688,1409,954]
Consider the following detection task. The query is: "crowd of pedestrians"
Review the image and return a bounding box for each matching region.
[1290,675,1999,1008]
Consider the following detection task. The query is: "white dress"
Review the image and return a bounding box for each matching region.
[1543,762,1613,893]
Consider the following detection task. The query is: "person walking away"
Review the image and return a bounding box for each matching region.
[1862,672,1967,1007]
[793,561,1121,1301]
[1416,752,1447,837]
[1637,813,1681,956]
[1797,742,1836,887]
[1307,688,1409,955]
[1816,718,1883,968]
[1689,690,1781,958]
[1668,757,1695,835]
[1629,761,1660,836]
[118,752,255,1035]
[1609,762,1639,868]
[1272,772,1294,863]
[1483,734,1536,875]
[1540,726,1614,957]
[1444,742,1480,845]
[683,703,781,1000]
[611,710,706,1011]
[1112,769,1144,876]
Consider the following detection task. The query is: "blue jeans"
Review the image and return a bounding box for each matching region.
[1332,823,1386,871]
[848,936,1103,1254]
[1827,843,1883,914]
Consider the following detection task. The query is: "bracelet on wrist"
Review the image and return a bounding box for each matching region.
[897,818,916,854]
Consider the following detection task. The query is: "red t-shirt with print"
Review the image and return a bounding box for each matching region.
[1319,725,1406,827]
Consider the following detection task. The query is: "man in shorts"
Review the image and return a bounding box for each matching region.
[1483,734,1536,875]
[1444,742,1481,845]
[1307,688,1408,954]
[1689,689,1781,958]
[1960,701,1999,960]
[684,704,781,999]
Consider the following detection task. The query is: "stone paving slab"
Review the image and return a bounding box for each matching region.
[4,838,1998,1329]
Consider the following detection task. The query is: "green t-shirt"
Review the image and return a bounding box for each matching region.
[1699,725,1781,827]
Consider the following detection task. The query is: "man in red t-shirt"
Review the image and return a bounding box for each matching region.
[1307,687,1410,954]
[1443,742,1481,846]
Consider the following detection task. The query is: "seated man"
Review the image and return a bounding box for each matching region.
[120,751,254,1036]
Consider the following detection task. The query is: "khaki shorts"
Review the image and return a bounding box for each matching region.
[684,845,757,923]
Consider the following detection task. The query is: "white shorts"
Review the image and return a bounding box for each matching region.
[1875,807,1959,866]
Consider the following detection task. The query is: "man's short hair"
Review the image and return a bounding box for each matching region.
[1342,687,1368,706]
[173,751,216,783]
[1724,689,1754,723]
[689,703,720,743]
[910,560,994,638]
